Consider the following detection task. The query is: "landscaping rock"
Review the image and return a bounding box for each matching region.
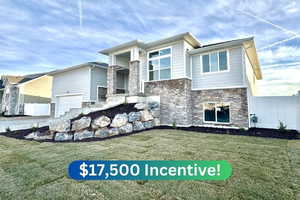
[119,123,133,134]
[72,116,91,131]
[148,102,159,110]
[140,110,154,122]
[111,113,128,128]
[92,115,111,129]
[55,132,73,141]
[25,131,53,140]
[153,118,160,126]
[74,130,94,141]
[109,128,119,136]
[49,119,70,132]
[143,121,154,129]
[150,109,160,118]
[134,103,148,110]
[94,128,110,138]
[133,121,145,131]
[128,112,141,122]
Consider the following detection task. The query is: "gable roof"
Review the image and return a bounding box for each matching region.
[99,32,201,55]
[188,37,262,80]
[48,62,108,76]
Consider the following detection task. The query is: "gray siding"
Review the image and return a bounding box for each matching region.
[51,67,91,103]
[191,46,244,89]
[90,67,107,101]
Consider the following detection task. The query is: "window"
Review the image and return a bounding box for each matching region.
[202,50,228,73]
[204,103,230,123]
[97,87,107,102]
[148,47,171,81]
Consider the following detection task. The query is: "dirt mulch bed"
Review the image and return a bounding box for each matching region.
[154,126,299,139]
[71,103,138,122]
[0,126,50,140]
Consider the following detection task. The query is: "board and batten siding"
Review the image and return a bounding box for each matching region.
[90,67,107,102]
[51,67,91,103]
[191,46,245,90]
[142,40,185,81]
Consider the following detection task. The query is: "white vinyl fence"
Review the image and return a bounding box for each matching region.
[24,103,50,116]
[249,93,300,131]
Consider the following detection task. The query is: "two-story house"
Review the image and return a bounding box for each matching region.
[99,32,261,128]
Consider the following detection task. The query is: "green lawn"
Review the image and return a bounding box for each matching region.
[0,129,299,200]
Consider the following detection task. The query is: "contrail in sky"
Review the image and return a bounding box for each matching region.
[237,9,300,50]
[78,0,82,29]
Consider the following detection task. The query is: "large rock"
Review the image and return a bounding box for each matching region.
[128,112,141,122]
[92,116,111,129]
[49,119,70,132]
[133,121,145,131]
[148,102,159,110]
[55,132,73,141]
[150,109,160,118]
[140,110,154,122]
[94,128,110,138]
[72,116,91,131]
[74,130,94,141]
[119,123,133,134]
[153,118,160,126]
[110,113,128,128]
[134,103,148,110]
[25,131,53,140]
[109,128,119,136]
[143,121,154,129]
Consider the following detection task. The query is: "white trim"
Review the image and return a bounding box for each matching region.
[203,102,231,124]
[200,49,230,75]
[144,77,192,83]
[55,93,84,97]
[147,46,173,81]
[192,85,247,91]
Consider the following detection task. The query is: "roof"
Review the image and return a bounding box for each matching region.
[99,32,201,55]
[188,37,262,80]
[18,73,46,84]
[48,62,108,76]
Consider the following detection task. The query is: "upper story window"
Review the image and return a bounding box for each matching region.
[148,47,171,81]
[202,50,228,73]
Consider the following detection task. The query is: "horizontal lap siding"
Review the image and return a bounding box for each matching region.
[90,67,107,101]
[52,67,91,103]
[192,46,244,89]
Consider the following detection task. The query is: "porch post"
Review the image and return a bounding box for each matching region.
[107,65,117,96]
[128,60,140,95]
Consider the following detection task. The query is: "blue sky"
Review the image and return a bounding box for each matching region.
[0,0,299,95]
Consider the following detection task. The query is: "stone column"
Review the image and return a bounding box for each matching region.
[128,60,140,95]
[107,65,117,96]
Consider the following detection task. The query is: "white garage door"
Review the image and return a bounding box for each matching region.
[56,94,83,117]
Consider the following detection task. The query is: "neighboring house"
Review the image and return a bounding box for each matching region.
[98,32,262,129]
[49,62,129,117]
[1,74,52,116]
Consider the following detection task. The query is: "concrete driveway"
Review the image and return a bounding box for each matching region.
[0,116,51,133]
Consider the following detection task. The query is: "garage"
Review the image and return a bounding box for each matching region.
[56,94,83,117]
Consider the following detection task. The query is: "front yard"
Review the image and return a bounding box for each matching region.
[0,129,299,200]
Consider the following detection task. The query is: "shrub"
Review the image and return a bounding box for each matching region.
[278,121,288,133]
[5,127,11,133]
[172,121,177,129]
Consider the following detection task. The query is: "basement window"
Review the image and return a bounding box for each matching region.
[203,103,230,123]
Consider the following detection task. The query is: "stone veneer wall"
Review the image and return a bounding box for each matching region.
[107,65,117,96]
[191,88,249,128]
[128,60,140,95]
[144,78,192,126]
